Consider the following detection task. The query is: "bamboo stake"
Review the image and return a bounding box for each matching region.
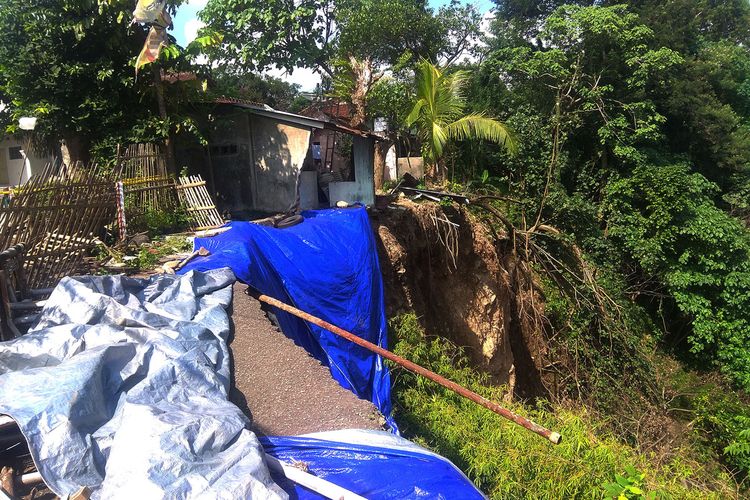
[264,454,366,500]
[247,289,563,444]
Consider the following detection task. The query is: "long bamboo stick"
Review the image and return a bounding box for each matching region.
[264,454,366,500]
[246,289,562,444]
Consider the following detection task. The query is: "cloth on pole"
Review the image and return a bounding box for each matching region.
[0,269,286,499]
[178,207,396,431]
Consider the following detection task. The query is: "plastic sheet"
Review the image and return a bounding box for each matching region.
[179,207,395,430]
[0,269,286,499]
[262,429,486,499]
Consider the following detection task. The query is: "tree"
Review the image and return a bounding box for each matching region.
[199,0,336,76]
[0,0,161,163]
[201,0,482,129]
[404,60,516,178]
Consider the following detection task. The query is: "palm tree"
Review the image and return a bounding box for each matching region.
[405,59,517,179]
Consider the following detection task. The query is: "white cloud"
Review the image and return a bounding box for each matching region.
[186,0,208,7]
[184,18,205,45]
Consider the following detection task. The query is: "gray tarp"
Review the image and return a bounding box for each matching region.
[0,268,287,499]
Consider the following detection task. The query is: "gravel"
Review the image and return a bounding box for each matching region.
[228,282,383,436]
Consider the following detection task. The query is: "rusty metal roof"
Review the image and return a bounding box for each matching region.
[212,98,382,139]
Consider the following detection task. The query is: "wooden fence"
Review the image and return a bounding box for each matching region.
[0,161,117,288]
[117,143,176,223]
[175,175,225,230]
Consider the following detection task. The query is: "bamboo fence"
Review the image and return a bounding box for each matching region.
[0,161,117,288]
[175,175,225,230]
[117,143,177,222]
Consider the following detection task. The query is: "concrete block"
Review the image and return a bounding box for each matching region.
[397,157,424,179]
[299,171,318,210]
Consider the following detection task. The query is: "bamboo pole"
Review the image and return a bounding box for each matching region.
[247,289,563,444]
[264,454,366,500]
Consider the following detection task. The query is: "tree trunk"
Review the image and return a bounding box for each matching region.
[348,56,373,129]
[60,134,90,166]
[373,140,392,191]
[153,65,176,175]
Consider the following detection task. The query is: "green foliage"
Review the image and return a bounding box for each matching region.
[334,0,440,65]
[128,206,189,236]
[0,0,153,149]
[133,234,192,271]
[405,59,516,173]
[666,365,750,478]
[388,313,731,499]
[605,163,750,388]
[208,69,303,111]
[601,465,653,500]
[724,417,750,472]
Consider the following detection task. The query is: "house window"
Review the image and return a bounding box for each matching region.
[209,144,238,157]
[8,147,23,160]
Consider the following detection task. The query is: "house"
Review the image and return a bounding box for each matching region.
[0,136,51,188]
[176,99,381,216]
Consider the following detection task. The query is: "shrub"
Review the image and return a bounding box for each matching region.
[605,163,750,389]
[389,313,733,499]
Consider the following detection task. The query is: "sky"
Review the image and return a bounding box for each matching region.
[171,0,494,91]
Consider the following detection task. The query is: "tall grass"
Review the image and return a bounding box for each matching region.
[389,313,736,499]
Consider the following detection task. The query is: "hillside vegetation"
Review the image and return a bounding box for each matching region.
[2,0,750,497]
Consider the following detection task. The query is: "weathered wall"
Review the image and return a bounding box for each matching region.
[329,136,375,206]
[0,137,50,186]
[206,112,254,213]
[202,111,312,214]
[251,115,311,213]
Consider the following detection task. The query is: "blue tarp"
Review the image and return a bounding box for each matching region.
[262,430,486,500]
[179,207,395,430]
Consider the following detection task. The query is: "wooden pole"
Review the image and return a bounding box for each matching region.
[247,289,562,444]
[264,454,366,500]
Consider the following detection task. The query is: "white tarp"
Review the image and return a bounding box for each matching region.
[0,268,286,499]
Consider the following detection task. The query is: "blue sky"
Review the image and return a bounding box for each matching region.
[171,0,494,89]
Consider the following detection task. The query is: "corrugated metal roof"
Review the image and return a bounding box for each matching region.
[212,98,382,139]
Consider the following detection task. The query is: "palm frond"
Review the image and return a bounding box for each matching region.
[430,122,449,161]
[405,98,426,127]
[445,114,518,155]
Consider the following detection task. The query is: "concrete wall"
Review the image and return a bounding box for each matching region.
[250,115,312,213]
[329,136,375,206]
[0,136,50,186]
[207,112,254,213]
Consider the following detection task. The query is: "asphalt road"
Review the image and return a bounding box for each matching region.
[228,282,383,436]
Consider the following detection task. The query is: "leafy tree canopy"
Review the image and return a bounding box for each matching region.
[0,0,155,155]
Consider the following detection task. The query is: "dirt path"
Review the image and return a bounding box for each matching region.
[228,282,383,436]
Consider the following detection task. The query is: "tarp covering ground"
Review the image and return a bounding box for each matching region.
[179,207,395,429]
[0,234,486,498]
[263,430,485,500]
[0,269,286,499]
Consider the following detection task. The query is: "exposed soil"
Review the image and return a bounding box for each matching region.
[371,198,520,391]
[228,282,383,435]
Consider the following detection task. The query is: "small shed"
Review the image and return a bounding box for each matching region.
[177,99,380,216]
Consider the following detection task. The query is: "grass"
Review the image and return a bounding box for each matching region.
[388,313,738,499]
[94,234,193,272]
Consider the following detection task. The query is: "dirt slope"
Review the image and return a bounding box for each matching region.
[371,199,517,390]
